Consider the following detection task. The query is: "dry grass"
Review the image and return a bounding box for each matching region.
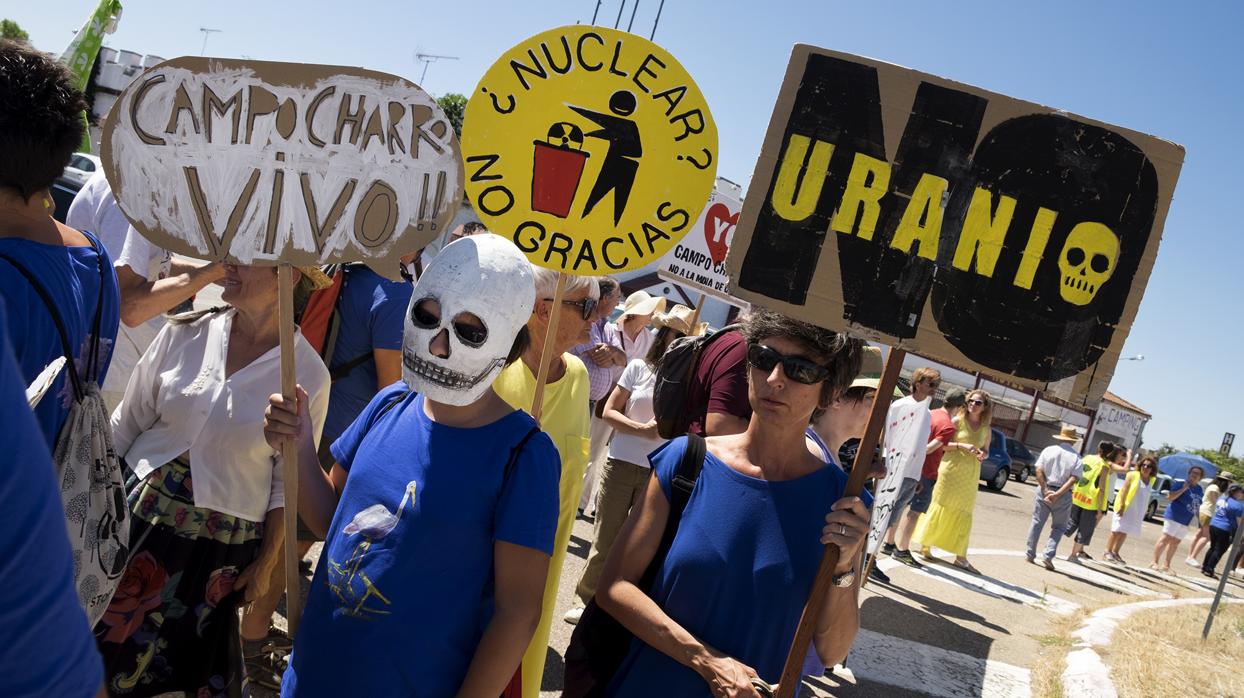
[1107,603,1244,698]
[1029,608,1091,698]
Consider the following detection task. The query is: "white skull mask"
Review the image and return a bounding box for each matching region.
[402,235,535,405]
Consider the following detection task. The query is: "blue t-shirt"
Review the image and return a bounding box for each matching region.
[321,266,412,446]
[1210,496,1244,534]
[283,385,561,697]
[0,298,103,697]
[1163,480,1202,526]
[0,232,119,447]
[608,436,863,697]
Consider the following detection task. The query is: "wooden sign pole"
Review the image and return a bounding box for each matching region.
[277,265,302,636]
[530,272,568,422]
[774,347,906,697]
[689,292,706,328]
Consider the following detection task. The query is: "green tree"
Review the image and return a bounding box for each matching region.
[1,19,30,42]
[1187,448,1244,480]
[436,93,467,139]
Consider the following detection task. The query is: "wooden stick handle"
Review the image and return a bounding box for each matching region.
[277,265,302,637]
[773,347,906,697]
[530,272,567,422]
[689,292,706,328]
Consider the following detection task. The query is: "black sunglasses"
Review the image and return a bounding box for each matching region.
[747,343,831,385]
[546,296,598,321]
[967,398,987,406]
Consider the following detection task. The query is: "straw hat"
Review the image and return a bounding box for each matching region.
[617,290,666,319]
[1052,425,1080,442]
[653,304,702,336]
[297,265,334,290]
[850,346,903,397]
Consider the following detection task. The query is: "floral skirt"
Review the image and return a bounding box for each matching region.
[96,457,263,697]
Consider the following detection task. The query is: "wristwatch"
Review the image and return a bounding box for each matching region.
[832,569,857,588]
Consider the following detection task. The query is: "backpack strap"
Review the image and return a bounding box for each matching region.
[502,426,543,489]
[0,252,87,400]
[639,433,706,590]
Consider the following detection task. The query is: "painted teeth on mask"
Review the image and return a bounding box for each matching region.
[403,351,503,389]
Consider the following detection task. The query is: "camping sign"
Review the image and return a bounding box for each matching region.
[102,57,462,278]
[726,45,1184,404]
[461,25,717,275]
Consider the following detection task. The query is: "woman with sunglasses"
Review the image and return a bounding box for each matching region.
[1103,456,1157,564]
[597,310,869,697]
[912,389,993,574]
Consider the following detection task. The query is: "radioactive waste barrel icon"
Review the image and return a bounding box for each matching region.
[531,122,589,218]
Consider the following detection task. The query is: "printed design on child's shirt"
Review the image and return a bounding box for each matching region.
[328,480,417,619]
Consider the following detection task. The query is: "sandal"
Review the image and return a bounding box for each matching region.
[245,651,285,691]
[952,559,981,575]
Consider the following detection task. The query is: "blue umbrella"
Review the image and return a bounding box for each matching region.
[1158,453,1217,482]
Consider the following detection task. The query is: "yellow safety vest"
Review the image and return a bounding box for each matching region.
[1113,470,1155,514]
[1072,455,1108,510]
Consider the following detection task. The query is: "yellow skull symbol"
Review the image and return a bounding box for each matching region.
[1057,222,1118,306]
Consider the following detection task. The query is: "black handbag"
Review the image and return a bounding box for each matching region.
[562,434,706,697]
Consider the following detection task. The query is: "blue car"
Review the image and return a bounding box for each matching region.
[979,428,1013,491]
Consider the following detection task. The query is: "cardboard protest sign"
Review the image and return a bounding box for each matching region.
[461,25,717,275]
[867,397,931,555]
[726,46,1184,404]
[102,57,461,278]
[656,185,745,303]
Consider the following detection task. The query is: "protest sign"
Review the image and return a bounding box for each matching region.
[461,25,717,276]
[656,184,745,304]
[726,45,1184,406]
[103,57,462,279]
[866,397,931,555]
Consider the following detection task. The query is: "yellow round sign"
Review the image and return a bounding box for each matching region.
[462,25,718,275]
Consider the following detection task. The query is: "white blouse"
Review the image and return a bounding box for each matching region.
[111,309,330,522]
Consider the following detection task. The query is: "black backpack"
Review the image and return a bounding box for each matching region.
[652,325,740,439]
[562,434,706,697]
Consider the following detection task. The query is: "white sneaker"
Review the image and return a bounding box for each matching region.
[1185,556,1200,568]
[563,606,585,625]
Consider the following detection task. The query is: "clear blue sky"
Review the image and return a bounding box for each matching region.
[15,0,1242,453]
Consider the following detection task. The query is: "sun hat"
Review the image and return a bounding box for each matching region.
[297,265,334,290]
[850,346,903,397]
[653,304,702,336]
[1052,425,1080,442]
[617,290,666,319]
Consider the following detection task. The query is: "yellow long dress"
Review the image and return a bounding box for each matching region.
[913,416,989,557]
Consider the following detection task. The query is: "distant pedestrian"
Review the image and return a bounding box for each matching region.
[1103,457,1157,564]
[1202,484,1244,579]
[889,390,966,568]
[1151,466,1204,572]
[1064,441,1127,562]
[1025,426,1084,570]
[912,389,992,574]
[878,368,938,561]
[1188,472,1233,566]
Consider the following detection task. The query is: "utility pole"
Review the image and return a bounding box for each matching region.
[415,52,459,86]
[199,27,222,56]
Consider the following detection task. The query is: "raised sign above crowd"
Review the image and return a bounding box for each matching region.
[726,45,1184,404]
[461,25,718,275]
[102,57,462,277]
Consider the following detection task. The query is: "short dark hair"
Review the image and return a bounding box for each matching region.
[943,389,967,408]
[597,276,619,297]
[645,325,683,369]
[461,221,487,236]
[0,41,87,200]
[1097,440,1119,459]
[742,310,864,404]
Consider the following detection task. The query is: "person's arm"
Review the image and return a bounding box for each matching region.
[704,412,750,437]
[116,262,224,328]
[455,542,549,698]
[1035,465,1049,498]
[1166,481,1191,502]
[601,385,656,437]
[598,476,761,696]
[373,348,402,389]
[264,385,344,537]
[812,496,870,666]
[702,341,751,437]
[1051,468,1078,500]
[234,507,284,602]
[925,438,945,455]
[109,321,177,451]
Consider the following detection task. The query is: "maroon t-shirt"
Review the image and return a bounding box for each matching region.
[687,330,752,437]
[923,407,956,480]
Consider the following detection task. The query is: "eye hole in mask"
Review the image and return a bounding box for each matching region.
[412,298,440,328]
[453,314,488,347]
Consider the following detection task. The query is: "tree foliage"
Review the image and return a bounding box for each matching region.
[436,93,467,139]
[1,19,30,42]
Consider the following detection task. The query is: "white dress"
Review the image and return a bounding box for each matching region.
[1111,481,1150,536]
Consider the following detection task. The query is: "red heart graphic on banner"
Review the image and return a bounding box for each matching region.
[704,203,739,266]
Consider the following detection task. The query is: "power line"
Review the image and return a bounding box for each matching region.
[627,0,641,31]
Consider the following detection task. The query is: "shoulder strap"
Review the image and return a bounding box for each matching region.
[84,233,108,384]
[0,253,85,400]
[374,388,410,422]
[639,434,705,590]
[502,426,543,488]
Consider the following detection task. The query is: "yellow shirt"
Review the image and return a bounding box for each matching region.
[492,354,591,698]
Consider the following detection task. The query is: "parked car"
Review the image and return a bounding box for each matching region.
[1106,472,1173,521]
[61,152,101,186]
[49,175,83,224]
[1005,438,1037,484]
[979,428,1013,491]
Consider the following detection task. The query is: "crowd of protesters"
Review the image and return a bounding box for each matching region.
[4,37,1244,698]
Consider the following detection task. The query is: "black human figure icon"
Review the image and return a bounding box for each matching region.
[569,90,642,225]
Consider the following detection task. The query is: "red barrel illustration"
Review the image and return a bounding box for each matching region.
[531,122,589,218]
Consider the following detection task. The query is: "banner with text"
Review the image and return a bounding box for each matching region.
[657,185,746,305]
